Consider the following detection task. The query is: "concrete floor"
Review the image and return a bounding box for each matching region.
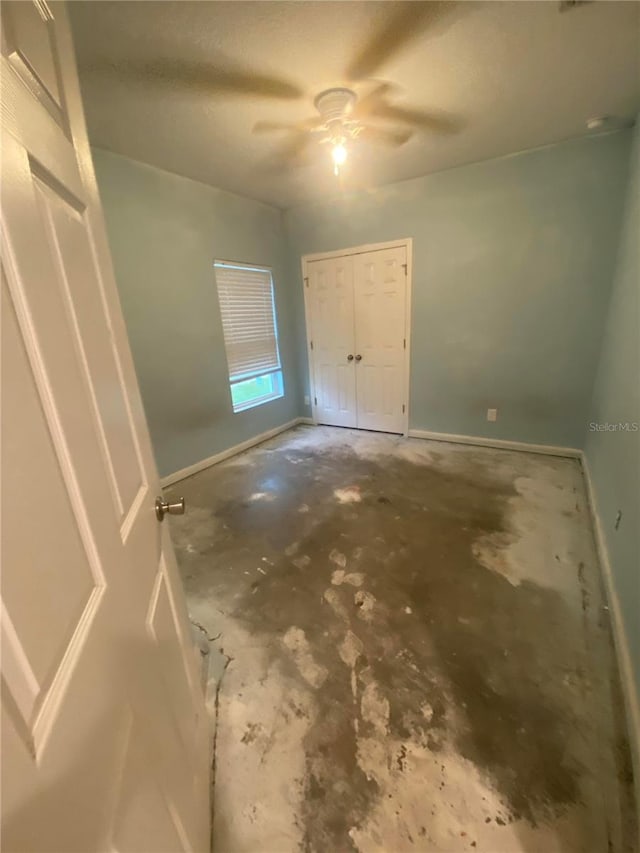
[166,426,636,853]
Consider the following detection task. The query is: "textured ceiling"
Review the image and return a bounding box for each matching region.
[70,1,640,209]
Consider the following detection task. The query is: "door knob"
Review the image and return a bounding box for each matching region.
[355,354,362,362]
[347,354,354,361]
[155,496,185,521]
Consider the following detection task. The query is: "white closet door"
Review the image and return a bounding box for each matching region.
[307,256,357,427]
[353,247,407,434]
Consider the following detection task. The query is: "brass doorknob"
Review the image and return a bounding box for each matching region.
[155,496,185,521]
[355,354,362,362]
[347,354,354,361]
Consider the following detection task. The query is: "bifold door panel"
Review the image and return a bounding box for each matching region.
[353,248,406,433]
[306,245,407,434]
[307,255,358,428]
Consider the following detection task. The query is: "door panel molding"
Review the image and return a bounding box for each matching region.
[302,238,412,436]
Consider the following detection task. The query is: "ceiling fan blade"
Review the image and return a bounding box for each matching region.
[369,103,464,134]
[95,58,304,100]
[346,2,450,81]
[352,83,395,119]
[253,116,324,134]
[253,120,299,133]
[359,125,413,147]
[261,133,314,173]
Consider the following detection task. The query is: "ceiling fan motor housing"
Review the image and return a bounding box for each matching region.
[314,87,357,123]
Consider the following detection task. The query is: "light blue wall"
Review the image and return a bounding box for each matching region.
[95,130,637,777]
[584,120,640,725]
[92,148,299,478]
[285,132,632,448]
[94,133,634,478]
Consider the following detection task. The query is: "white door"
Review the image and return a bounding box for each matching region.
[353,246,407,433]
[1,3,210,852]
[305,246,408,434]
[306,255,357,428]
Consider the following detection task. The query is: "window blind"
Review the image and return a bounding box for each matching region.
[214,262,281,382]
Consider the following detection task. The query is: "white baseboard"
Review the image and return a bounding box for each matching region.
[161,418,304,487]
[580,453,640,811]
[408,428,581,459]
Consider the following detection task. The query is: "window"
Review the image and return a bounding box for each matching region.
[214,261,284,412]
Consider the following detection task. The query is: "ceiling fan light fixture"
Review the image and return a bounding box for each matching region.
[331,141,348,175]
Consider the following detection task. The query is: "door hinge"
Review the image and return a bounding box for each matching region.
[314,396,317,406]
[402,263,408,275]
[310,340,314,350]
[304,276,309,287]
[403,338,406,349]
[402,404,406,414]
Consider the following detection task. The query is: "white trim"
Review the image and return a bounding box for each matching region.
[408,428,581,458]
[0,599,40,724]
[301,238,413,264]
[214,258,273,273]
[301,238,413,435]
[301,256,318,425]
[402,241,413,437]
[580,453,640,811]
[230,369,284,414]
[160,418,303,487]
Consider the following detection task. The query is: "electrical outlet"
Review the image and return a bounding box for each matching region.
[304,395,310,406]
[487,408,498,422]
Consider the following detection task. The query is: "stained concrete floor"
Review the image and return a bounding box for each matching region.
[166,426,636,853]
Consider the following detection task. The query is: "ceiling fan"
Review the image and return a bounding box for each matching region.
[254,83,462,175]
[93,2,466,173]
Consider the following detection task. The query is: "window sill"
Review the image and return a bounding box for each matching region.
[232,391,284,414]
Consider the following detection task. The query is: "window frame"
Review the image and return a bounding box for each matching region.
[214,259,285,414]
[229,368,284,413]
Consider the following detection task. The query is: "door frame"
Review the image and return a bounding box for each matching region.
[301,238,413,437]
